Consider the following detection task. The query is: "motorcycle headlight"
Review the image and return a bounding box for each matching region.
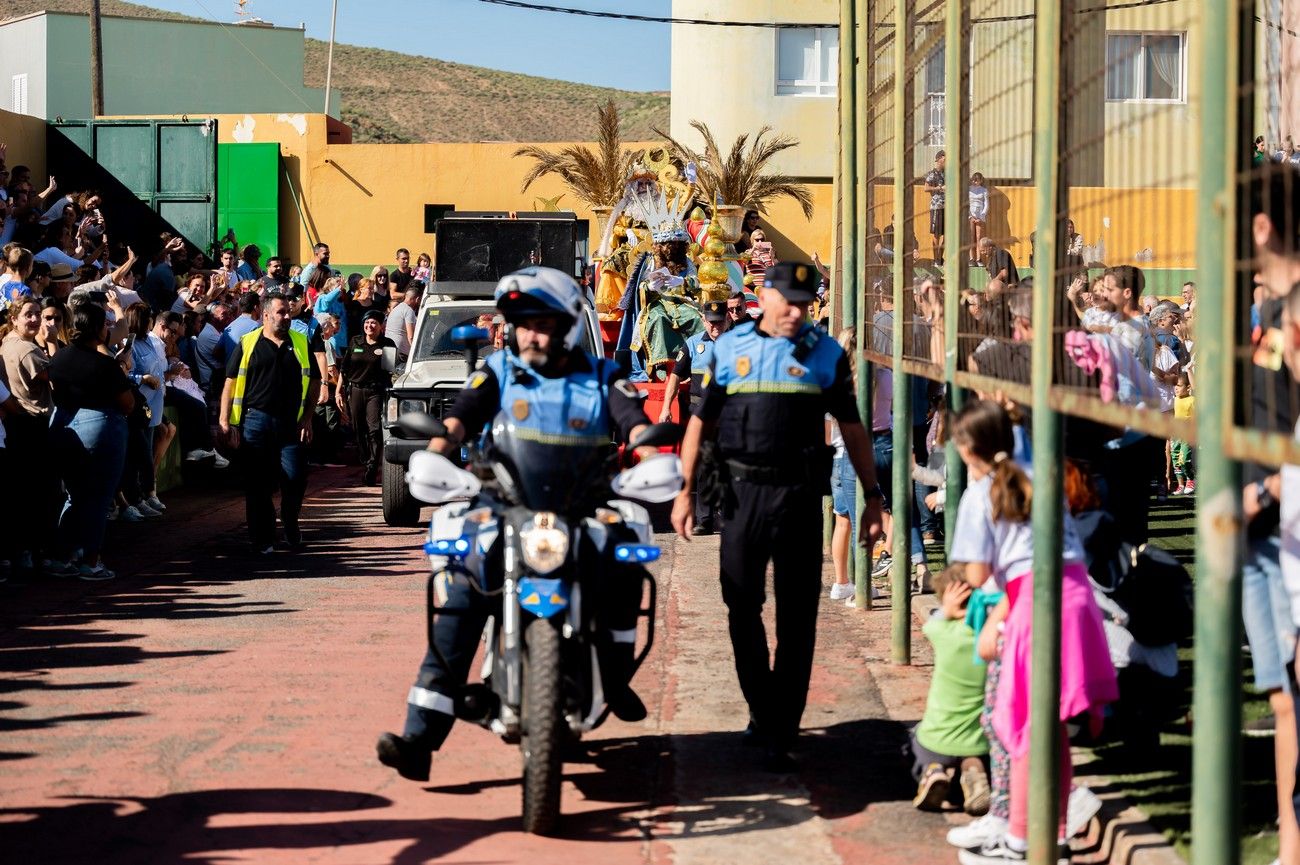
[519,511,568,575]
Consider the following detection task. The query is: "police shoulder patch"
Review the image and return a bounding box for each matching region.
[788,365,806,378]
[696,342,706,354]
[468,370,489,389]
[735,356,751,377]
[512,399,530,421]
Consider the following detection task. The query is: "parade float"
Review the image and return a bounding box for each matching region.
[515,104,814,408]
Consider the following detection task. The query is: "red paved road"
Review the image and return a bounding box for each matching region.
[0,471,958,865]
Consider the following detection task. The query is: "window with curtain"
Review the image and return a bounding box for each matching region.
[1105,32,1185,102]
[776,27,838,96]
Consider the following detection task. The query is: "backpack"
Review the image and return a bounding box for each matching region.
[1094,541,1194,646]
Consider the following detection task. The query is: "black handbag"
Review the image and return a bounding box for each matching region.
[1096,541,1194,646]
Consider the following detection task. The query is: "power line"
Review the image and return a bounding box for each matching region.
[474,0,831,27]
[474,0,1189,27]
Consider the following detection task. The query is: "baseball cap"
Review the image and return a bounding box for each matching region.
[702,300,727,323]
[49,263,76,283]
[764,262,818,302]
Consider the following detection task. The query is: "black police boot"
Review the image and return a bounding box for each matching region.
[600,642,647,722]
[741,713,765,748]
[376,732,432,782]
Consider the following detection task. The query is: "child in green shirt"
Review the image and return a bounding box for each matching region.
[912,564,991,814]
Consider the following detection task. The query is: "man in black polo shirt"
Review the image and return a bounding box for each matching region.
[219,293,322,553]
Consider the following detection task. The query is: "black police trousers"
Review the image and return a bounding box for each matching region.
[719,477,825,750]
[403,529,646,750]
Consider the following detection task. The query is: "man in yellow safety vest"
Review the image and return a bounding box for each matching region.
[219,291,321,554]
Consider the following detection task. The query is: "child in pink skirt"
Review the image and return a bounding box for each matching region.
[948,399,1118,864]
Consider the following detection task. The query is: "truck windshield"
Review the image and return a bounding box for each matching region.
[411,303,596,362]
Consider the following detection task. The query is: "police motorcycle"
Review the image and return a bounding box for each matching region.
[397,326,683,836]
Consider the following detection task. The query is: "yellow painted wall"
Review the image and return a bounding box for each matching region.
[0,108,47,184]
[108,112,833,269]
[867,181,1195,270]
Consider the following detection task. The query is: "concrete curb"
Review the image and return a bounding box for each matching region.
[907,593,1187,865]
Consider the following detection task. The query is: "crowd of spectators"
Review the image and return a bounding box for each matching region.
[830,156,1300,863]
[0,142,431,582]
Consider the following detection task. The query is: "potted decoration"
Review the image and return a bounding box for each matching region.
[515,100,644,238]
[654,120,814,239]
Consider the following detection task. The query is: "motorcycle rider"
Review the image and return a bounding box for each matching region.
[377,266,662,782]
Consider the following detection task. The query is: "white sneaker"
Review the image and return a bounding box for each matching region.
[1066,785,1102,838]
[184,448,214,462]
[948,814,1008,850]
[134,501,162,518]
[958,837,1070,865]
[145,495,166,512]
[212,452,231,469]
[829,582,855,601]
[120,505,146,523]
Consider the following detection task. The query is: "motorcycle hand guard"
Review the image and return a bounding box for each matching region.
[407,450,482,504]
[611,453,685,504]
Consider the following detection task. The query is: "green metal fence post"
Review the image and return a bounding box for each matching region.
[1190,0,1245,860]
[890,0,914,664]
[838,0,861,603]
[942,0,969,547]
[854,0,874,610]
[1026,0,1067,860]
[839,0,858,335]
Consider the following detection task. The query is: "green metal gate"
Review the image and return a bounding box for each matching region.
[217,142,280,262]
[48,118,217,253]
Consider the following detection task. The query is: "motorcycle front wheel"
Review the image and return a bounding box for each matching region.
[521,617,564,835]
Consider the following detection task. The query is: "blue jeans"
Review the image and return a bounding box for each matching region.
[873,429,925,565]
[1242,534,1292,693]
[52,408,127,559]
[239,409,308,548]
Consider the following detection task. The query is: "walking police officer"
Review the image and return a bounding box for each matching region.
[659,298,731,534]
[671,262,883,771]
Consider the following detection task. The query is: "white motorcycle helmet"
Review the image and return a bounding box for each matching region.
[494,266,585,352]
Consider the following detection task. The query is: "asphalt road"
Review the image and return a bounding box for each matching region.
[0,469,958,865]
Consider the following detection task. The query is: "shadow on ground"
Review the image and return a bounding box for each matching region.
[0,717,913,865]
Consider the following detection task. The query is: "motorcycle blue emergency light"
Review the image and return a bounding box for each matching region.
[451,325,491,346]
[614,544,661,563]
[425,537,472,558]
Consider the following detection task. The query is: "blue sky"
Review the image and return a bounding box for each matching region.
[151,0,672,91]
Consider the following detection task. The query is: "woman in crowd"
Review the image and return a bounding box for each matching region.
[337,308,396,486]
[0,295,59,570]
[347,276,380,339]
[827,327,863,603]
[36,297,67,357]
[119,302,167,521]
[735,209,761,254]
[948,399,1117,865]
[47,301,134,580]
[24,261,51,298]
[369,266,391,310]
[152,310,227,468]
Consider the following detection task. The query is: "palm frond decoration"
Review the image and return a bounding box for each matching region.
[514,100,643,208]
[653,120,814,220]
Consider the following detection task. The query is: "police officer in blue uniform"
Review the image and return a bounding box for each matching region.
[672,261,884,771]
[377,266,659,782]
[659,299,731,534]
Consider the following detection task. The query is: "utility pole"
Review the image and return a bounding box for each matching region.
[89,0,105,116]
[323,0,338,116]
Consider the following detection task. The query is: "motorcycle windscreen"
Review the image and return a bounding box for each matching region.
[487,418,615,512]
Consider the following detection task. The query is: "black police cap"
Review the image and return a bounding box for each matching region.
[702,299,727,322]
[765,261,819,302]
